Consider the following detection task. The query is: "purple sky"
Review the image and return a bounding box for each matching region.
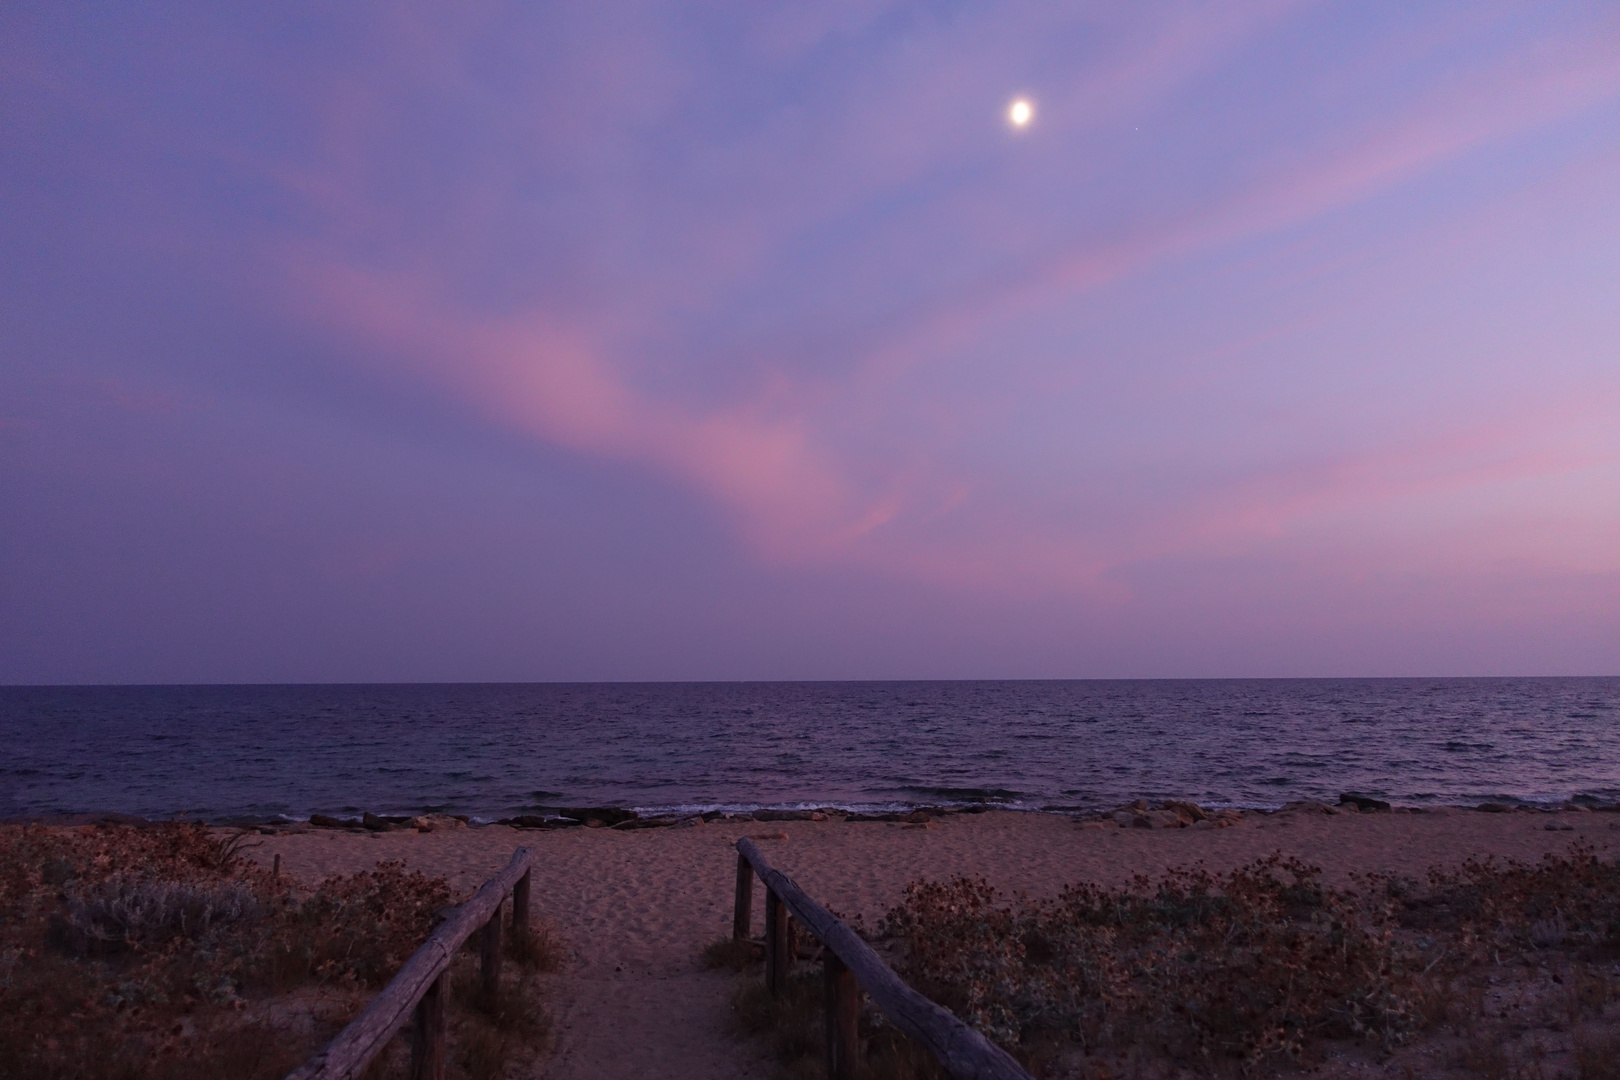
[3,3,1618,683]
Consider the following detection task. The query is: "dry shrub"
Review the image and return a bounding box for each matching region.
[268,861,452,989]
[1410,844,1620,959]
[0,823,314,1080]
[876,845,1620,1075]
[58,878,263,953]
[0,1014,301,1080]
[149,1019,299,1080]
[882,855,1425,1065]
[0,822,497,1080]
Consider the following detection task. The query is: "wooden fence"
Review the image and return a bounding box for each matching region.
[286,847,535,1080]
[733,837,1032,1080]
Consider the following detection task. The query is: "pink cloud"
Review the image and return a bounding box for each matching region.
[285,254,892,562]
[260,4,1620,603]
[1161,404,1617,544]
[849,395,1620,604]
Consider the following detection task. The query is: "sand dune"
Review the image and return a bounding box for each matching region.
[248,808,1618,1079]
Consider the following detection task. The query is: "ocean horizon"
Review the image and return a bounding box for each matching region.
[6,680,1613,822]
[3,677,1617,824]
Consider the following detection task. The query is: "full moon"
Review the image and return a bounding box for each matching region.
[1008,98,1034,127]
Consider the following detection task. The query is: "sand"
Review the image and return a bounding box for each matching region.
[247,808,1619,1079]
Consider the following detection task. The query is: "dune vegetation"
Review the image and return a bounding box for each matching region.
[0,822,558,1080]
[720,846,1620,1079]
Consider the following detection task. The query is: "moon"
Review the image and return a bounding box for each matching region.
[1008,98,1034,128]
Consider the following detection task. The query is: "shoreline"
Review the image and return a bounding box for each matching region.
[8,790,1619,831]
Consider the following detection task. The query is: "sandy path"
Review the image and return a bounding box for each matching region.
[249,809,1618,1079]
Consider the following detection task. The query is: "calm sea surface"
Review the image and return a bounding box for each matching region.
[1,679,1617,822]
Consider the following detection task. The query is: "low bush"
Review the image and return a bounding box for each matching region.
[876,846,1620,1075]
[1406,843,1620,957]
[0,822,552,1080]
[58,878,263,954]
[268,860,452,989]
[882,855,1426,1065]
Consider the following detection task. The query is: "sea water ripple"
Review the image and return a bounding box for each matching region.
[1,678,1616,822]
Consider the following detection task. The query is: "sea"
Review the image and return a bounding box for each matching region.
[1,678,1617,824]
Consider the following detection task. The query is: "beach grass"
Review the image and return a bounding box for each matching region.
[507,919,565,972]
[452,962,553,1080]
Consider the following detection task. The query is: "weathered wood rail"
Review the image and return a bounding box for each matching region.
[733,837,1032,1080]
[286,848,536,1080]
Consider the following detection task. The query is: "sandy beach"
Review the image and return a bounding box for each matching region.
[244,807,1620,1079]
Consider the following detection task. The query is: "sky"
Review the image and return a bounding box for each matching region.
[2,1,1618,683]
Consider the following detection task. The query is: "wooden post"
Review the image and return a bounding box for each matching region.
[285,848,538,1080]
[732,852,753,941]
[766,888,790,997]
[410,969,448,1080]
[734,839,1033,1080]
[481,900,504,1003]
[513,869,531,936]
[825,951,859,1080]
[272,853,281,881]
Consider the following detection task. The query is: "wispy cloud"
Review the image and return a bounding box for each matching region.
[289,255,889,559]
[859,15,1620,383]
[267,1,1620,598]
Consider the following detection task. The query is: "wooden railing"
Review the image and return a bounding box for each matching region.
[733,838,1032,1080]
[287,848,536,1080]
